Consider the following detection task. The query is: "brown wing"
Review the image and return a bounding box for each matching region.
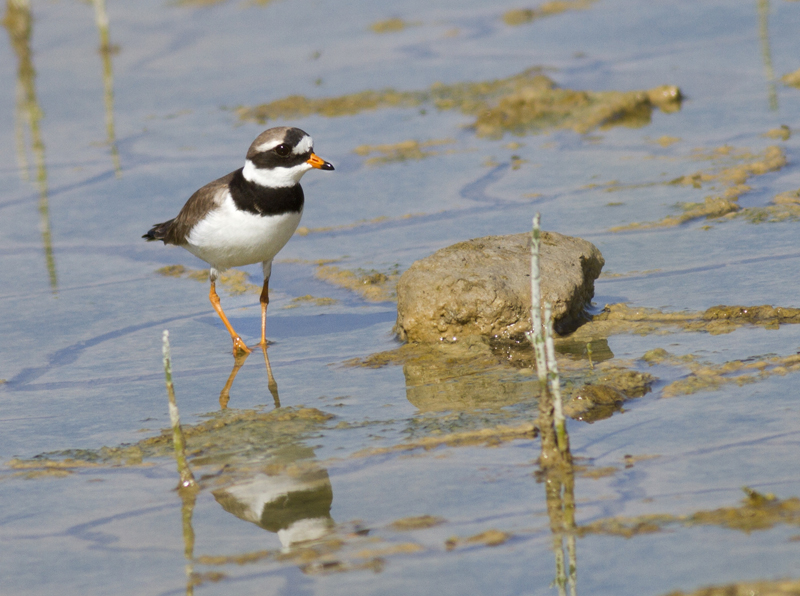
[143,171,235,245]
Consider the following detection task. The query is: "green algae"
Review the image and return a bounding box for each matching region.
[196,533,420,576]
[611,145,787,231]
[502,0,597,26]
[187,571,227,588]
[650,135,681,147]
[370,18,418,33]
[764,125,791,140]
[739,187,800,223]
[563,384,626,422]
[156,264,261,295]
[573,453,661,480]
[314,263,399,302]
[579,488,800,538]
[353,138,457,165]
[646,348,800,399]
[236,68,681,138]
[193,530,382,575]
[562,367,654,422]
[473,83,680,138]
[569,303,800,341]
[9,406,334,471]
[284,294,338,309]
[351,422,537,457]
[663,578,800,596]
[189,515,441,576]
[591,368,652,397]
[157,261,392,310]
[561,303,800,397]
[7,457,113,479]
[446,529,511,550]
[782,67,800,88]
[389,515,445,531]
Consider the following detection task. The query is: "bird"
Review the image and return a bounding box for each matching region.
[143,126,334,356]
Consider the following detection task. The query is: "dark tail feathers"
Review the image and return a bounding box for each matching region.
[142,219,175,242]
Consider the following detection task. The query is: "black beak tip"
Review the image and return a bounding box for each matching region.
[322,162,335,171]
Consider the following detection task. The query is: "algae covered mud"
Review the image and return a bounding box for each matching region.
[2,0,800,595]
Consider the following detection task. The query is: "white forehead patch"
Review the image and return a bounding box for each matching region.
[243,159,312,188]
[253,134,313,155]
[254,137,283,153]
[292,135,313,156]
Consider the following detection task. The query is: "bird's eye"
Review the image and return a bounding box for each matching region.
[275,144,291,157]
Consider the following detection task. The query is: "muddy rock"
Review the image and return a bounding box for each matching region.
[563,384,626,423]
[395,231,604,342]
[563,368,653,422]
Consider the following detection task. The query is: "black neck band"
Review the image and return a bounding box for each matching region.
[229,168,304,216]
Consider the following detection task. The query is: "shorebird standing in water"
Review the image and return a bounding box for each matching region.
[144,127,334,356]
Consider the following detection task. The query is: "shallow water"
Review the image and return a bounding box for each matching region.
[2,0,800,594]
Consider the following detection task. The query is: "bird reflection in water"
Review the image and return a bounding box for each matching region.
[212,448,335,549]
[219,344,280,409]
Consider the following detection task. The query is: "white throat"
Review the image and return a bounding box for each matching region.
[243,159,312,188]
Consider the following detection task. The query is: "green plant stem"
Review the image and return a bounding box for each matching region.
[527,214,548,392]
[162,330,197,489]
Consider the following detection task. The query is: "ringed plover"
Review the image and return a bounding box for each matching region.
[143,126,334,355]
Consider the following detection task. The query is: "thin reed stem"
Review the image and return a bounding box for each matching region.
[162,330,197,489]
[527,214,549,393]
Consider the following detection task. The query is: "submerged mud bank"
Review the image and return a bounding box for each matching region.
[237,68,681,138]
[502,0,597,26]
[608,143,790,230]
[353,138,457,165]
[579,487,800,538]
[664,578,800,596]
[573,303,800,338]
[348,328,651,424]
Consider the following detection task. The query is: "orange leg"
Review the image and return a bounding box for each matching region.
[259,276,269,347]
[209,280,251,356]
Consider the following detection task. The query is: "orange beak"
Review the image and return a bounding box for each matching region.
[307,153,335,171]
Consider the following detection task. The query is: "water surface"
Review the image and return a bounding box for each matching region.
[2,0,800,594]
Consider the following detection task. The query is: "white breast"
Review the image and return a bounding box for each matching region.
[184,192,303,271]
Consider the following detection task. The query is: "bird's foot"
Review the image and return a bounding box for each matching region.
[232,337,252,356]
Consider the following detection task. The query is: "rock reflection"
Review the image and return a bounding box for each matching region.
[353,333,656,428]
[404,360,537,412]
[389,337,537,413]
